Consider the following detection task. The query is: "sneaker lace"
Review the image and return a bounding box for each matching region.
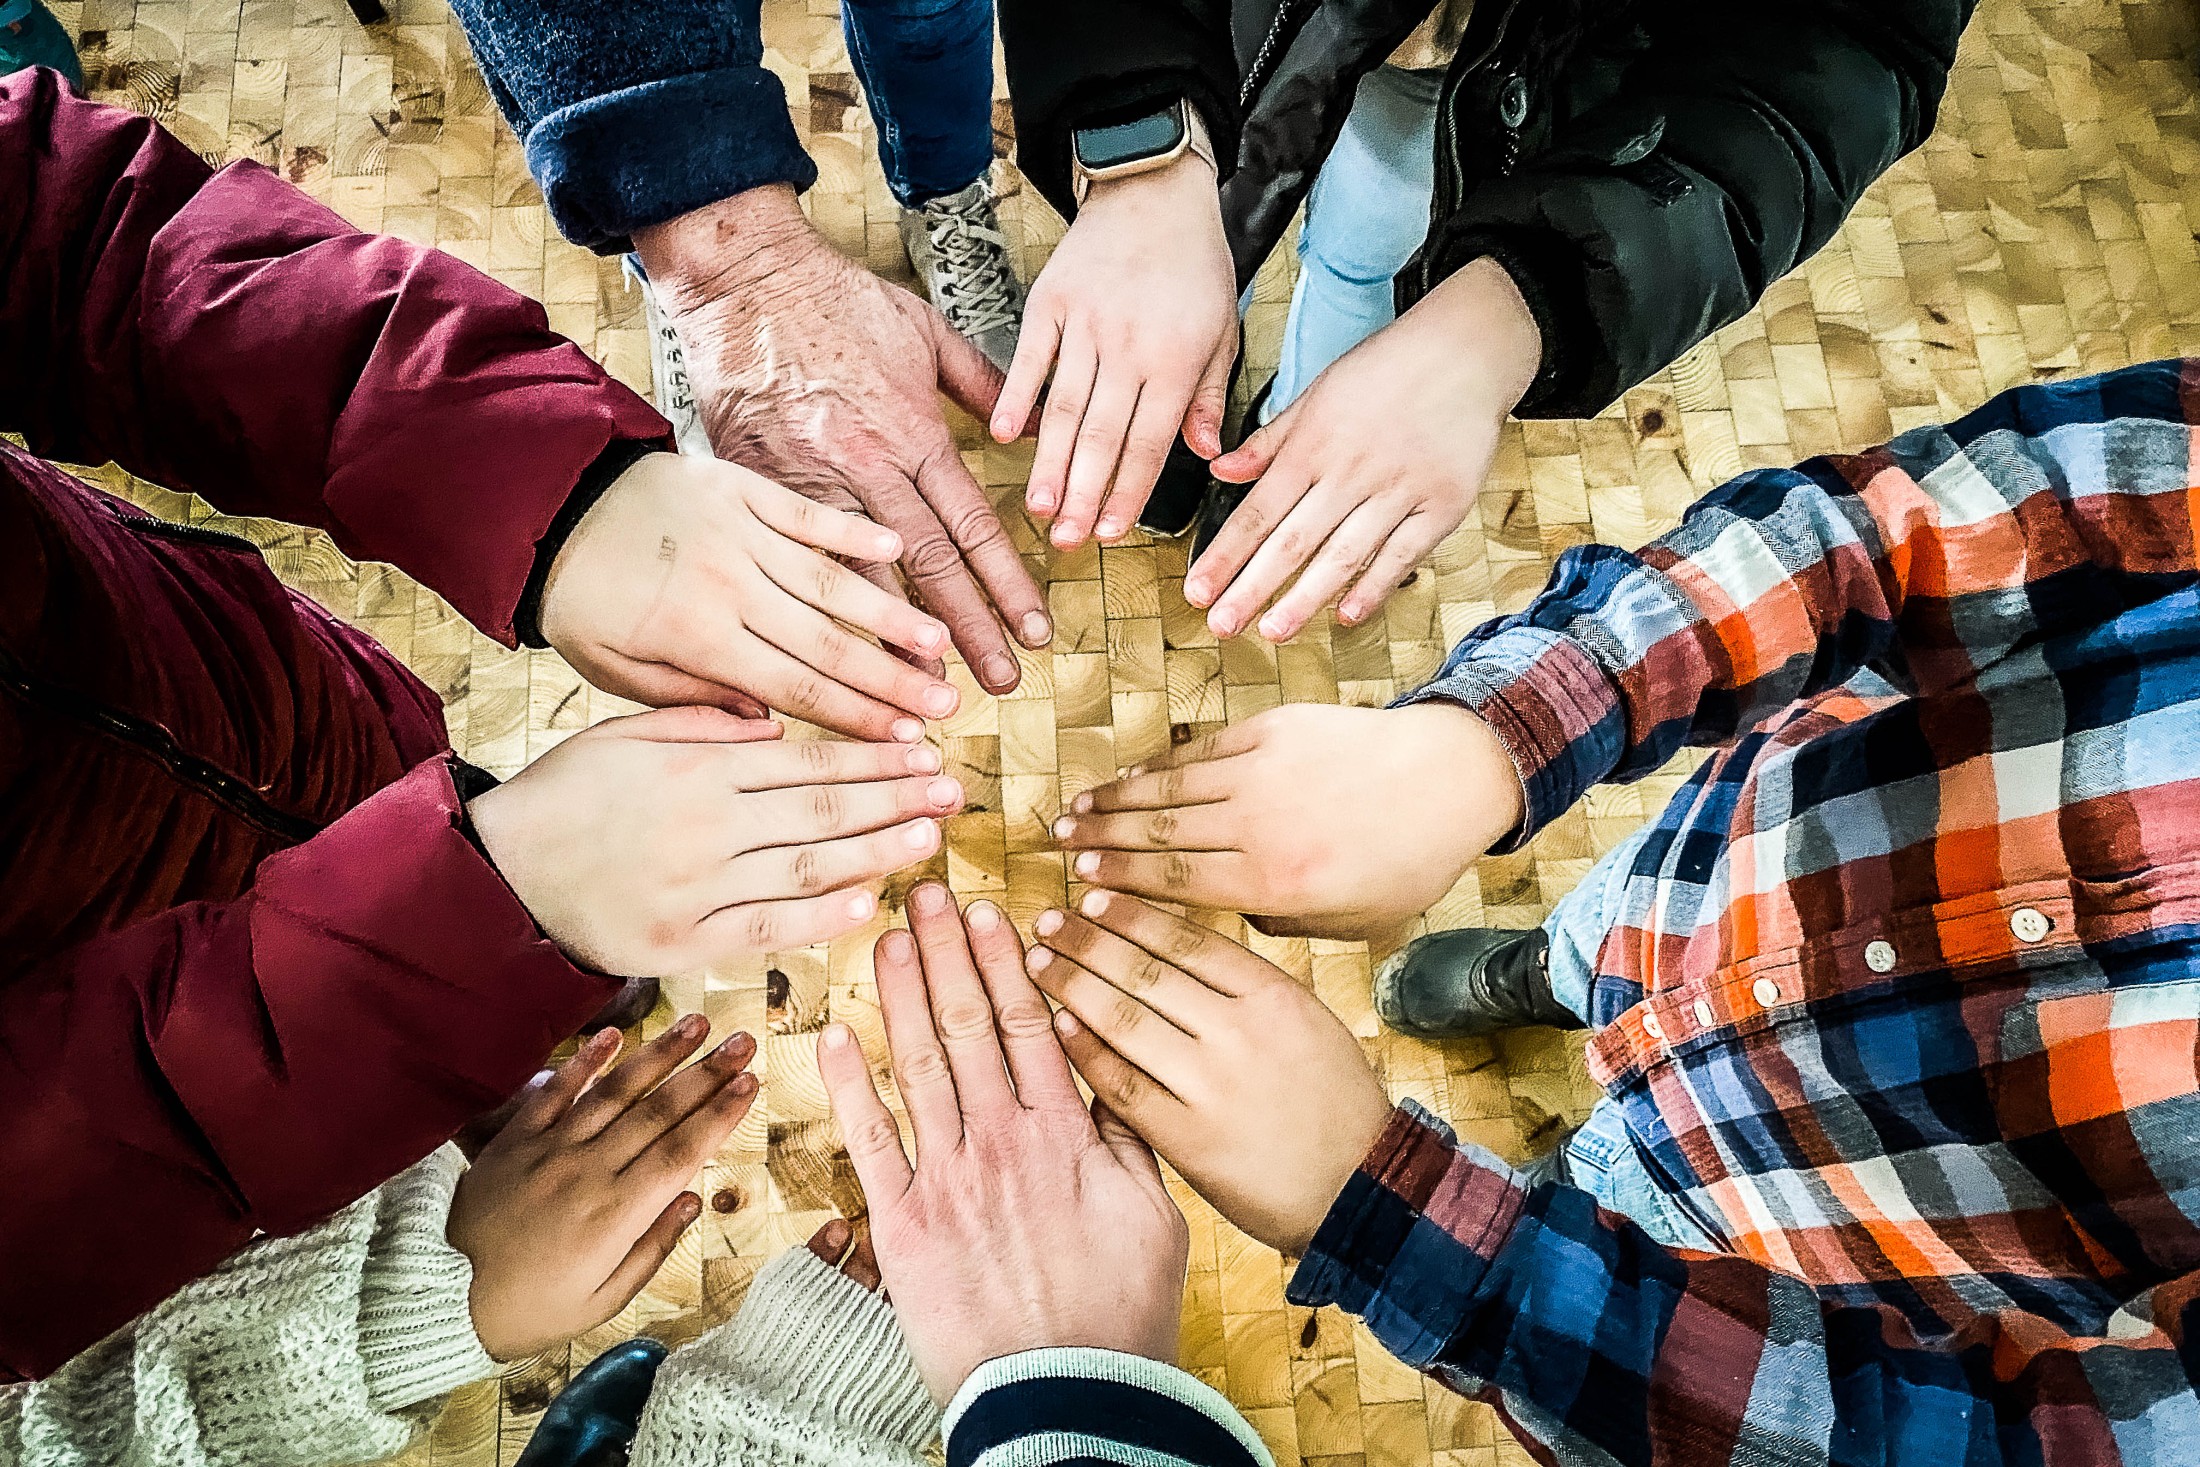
[924,190,1021,336]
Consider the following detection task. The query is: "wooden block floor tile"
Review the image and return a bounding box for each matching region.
[59,0,2200,1460]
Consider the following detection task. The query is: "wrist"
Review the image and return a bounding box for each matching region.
[1079,147,1219,217]
[1409,256,1543,416]
[631,185,827,313]
[1394,699,1525,863]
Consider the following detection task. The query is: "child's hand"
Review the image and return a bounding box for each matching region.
[448,1016,760,1360]
[1027,892,1394,1256]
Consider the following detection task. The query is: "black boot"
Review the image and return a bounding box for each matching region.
[513,1340,668,1467]
[1373,927,1582,1039]
[1136,436,1214,537]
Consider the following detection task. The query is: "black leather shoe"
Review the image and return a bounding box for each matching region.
[513,1339,668,1467]
[1136,437,1213,537]
[1373,927,1581,1039]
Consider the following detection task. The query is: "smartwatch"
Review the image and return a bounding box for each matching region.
[1070,98,1217,205]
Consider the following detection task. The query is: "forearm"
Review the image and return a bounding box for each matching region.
[998,0,1240,221]
[1415,0,1967,417]
[1,1150,492,1462]
[0,72,669,644]
[1400,359,2200,842]
[1292,1104,2200,1467]
[446,0,813,251]
[0,759,611,1381]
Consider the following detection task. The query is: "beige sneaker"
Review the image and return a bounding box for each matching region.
[899,179,1025,372]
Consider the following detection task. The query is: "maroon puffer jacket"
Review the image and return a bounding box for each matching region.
[0,67,671,1379]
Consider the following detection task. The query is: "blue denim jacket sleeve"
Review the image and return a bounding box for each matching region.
[447,0,817,253]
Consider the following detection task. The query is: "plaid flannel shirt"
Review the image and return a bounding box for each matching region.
[1290,360,2200,1465]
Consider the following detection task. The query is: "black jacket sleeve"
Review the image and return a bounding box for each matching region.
[998,0,1242,221]
[1427,0,1972,417]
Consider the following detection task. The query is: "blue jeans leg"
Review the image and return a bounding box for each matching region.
[841,0,996,206]
[1528,822,1720,1250]
[1265,64,1443,419]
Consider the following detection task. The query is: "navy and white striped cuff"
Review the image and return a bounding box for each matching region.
[943,1348,1272,1467]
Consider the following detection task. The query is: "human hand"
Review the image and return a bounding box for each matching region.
[991,154,1238,548]
[1028,893,1392,1255]
[633,187,1051,696]
[1188,258,1543,641]
[449,1016,759,1360]
[818,883,1188,1405]
[540,452,960,742]
[468,706,963,974]
[1052,702,1522,937]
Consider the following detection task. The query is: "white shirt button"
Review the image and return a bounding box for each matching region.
[2010,907,2051,944]
[1752,978,1782,1007]
[1693,999,1716,1028]
[1641,1011,1664,1040]
[1864,940,1898,973]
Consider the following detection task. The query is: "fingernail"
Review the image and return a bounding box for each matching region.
[1184,578,1210,606]
[1052,817,1075,841]
[968,900,1001,932]
[908,744,943,774]
[912,881,949,912]
[891,717,924,743]
[1030,492,1057,514]
[679,1193,703,1220]
[1035,908,1064,938]
[1081,890,1110,918]
[1208,610,1237,639]
[919,622,949,653]
[678,1013,707,1039]
[1127,765,1147,778]
[1071,792,1092,814]
[875,532,901,560]
[924,684,957,717]
[927,777,962,808]
[1097,518,1126,540]
[1338,602,1363,626]
[904,819,939,852]
[823,1023,854,1051]
[1259,611,1289,641]
[730,1073,759,1097]
[983,653,1018,690]
[847,890,875,920]
[1075,851,1100,878]
[1027,946,1054,973]
[1021,612,1053,647]
[1051,524,1081,548]
[992,414,1012,439]
[1055,1009,1080,1036]
[718,1030,753,1057]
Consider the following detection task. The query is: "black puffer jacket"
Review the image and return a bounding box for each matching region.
[1000,0,1973,417]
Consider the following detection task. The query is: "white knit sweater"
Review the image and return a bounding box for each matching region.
[0,1147,933,1467]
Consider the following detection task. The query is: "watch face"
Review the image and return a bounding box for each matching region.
[1074,108,1188,172]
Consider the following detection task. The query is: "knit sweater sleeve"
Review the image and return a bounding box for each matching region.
[628,1247,936,1467]
[0,1147,494,1467]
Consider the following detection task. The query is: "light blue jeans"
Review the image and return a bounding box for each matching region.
[1261,64,1444,420]
[1527,823,1722,1251]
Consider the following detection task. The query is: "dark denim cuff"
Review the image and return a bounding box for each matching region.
[524,68,819,253]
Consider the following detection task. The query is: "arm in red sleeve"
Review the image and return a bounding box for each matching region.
[0,67,669,643]
[0,758,616,1383]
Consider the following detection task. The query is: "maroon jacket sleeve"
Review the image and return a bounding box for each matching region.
[0,66,670,643]
[0,759,620,1383]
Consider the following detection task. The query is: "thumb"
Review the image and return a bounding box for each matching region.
[923,300,1007,422]
[1211,400,1293,484]
[1092,1097,1164,1185]
[594,1191,702,1316]
[601,705,784,745]
[1181,331,1238,460]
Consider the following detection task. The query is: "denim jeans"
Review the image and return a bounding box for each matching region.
[1526,823,1722,1251]
[1263,64,1443,419]
[842,0,996,206]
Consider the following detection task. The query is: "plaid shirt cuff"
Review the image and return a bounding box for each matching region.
[1286,1102,1530,1370]
[1393,625,1624,850]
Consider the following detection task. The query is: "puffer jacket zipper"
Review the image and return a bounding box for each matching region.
[0,504,323,843]
[1434,0,1529,217]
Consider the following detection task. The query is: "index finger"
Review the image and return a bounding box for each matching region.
[905,883,1016,1113]
[855,466,1024,694]
[913,444,1052,654]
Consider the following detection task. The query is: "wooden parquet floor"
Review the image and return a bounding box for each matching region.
[47,0,2200,1460]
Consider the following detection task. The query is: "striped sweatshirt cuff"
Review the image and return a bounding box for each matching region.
[943,1349,1272,1467]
